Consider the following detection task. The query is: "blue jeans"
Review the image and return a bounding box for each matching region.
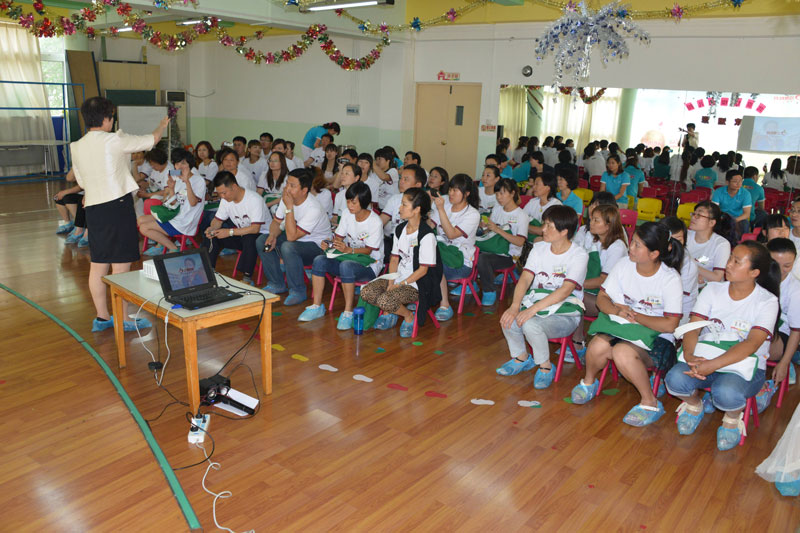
[444,264,473,280]
[665,362,766,412]
[311,255,376,284]
[502,314,581,365]
[256,233,323,294]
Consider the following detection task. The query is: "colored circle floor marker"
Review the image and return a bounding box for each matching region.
[464,312,476,317]
[272,311,282,317]
[602,388,620,396]
[238,324,251,330]
[434,350,444,355]
[484,311,494,315]
[0,380,5,385]
[563,397,574,404]
[375,347,386,353]
[412,341,423,346]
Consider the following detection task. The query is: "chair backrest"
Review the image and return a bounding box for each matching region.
[676,202,697,226]
[696,188,712,202]
[619,209,638,242]
[653,184,669,197]
[641,186,659,199]
[589,175,602,192]
[637,198,662,222]
[519,194,533,208]
[578,178,589,189]
[574,187,593,206]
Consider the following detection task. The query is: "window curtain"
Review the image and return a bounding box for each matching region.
[0,22,57,177]
[499,85,528,147]
[540,87,622,151]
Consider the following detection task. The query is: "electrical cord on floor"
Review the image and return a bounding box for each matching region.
[195,441,255,533]
[172,412,215,471]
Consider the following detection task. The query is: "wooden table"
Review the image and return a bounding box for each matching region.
[103,271,280,414]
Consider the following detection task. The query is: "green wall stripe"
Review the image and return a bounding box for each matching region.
[0,283,201,531]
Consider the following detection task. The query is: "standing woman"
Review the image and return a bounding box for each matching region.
[69,97,169,331]
[600,154,631,209]
[195,141,218,183]
[665,241,779,450]
[430,173,481,322]
[301,122,340,161]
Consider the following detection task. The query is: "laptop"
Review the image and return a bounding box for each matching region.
[152,248,243,310]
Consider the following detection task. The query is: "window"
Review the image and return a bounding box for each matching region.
[38,36,66,117]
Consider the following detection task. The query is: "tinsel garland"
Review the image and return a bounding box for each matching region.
[0,0,387,71]
[329,0,491,35]
[504,84,608,104]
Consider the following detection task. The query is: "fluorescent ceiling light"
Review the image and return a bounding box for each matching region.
[304,1,392,12]
[117,27,134,32]
[177,19,221,25]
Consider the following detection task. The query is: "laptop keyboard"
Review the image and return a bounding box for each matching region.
[178,288,236,305]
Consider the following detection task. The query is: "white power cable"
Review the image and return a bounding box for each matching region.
[195,442,254,533]
[158,307,173,386]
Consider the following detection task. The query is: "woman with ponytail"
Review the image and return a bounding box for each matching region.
[301,122,341,161]
[570,222,684,428]
[430,173,481,321]
[665,241,779,450]
[687,200,733,288]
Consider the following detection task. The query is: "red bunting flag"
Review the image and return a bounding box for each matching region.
[697,99,705,108]
[707,97,715,106]
[733,98,742,107]
[685,102,695,111]
[756,102,766,113]
[746,99,755,109]
[720,97,729,106]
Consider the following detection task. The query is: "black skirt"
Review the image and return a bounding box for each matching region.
[84,193,140,263]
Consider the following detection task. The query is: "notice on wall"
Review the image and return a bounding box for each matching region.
[437,71,460,81]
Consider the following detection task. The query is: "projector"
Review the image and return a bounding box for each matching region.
[142,259,159,281]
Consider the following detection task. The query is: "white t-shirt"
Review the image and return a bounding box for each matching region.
[256,171,287,196]
[335,210,385,276]
[275,194,332,245]
[478,186,498,213]
[779,274,800,337]
[512,147,526,164]
[489,204,529,257]
[392,228,437,289]
[521,240,588,307]
[713,165,730,187]
[690,281,779,367]
[541,146,559,168]
[785,172,800,190]
[431,201,480,268]
[234,169,257,192]
[376,168,399,210]
[602,256,683,321]
[640,157,654,175]
[762,171,787,190]
[137,160,153,178]
[169,170,207,235]
[687,230,731,288]
[308,148,325,168]
[239,158,267,183]
[147,163,174,192]
[290,156,304,170]
[574,225,595,251]
[679,250,699,322]
[312,189,333,219]
[197,161,218,182]
[581,153,606,177]
[363,172,381,203]
[215,189,270,234]
[381,193,403,237]
[523,196,562,225]
[592,238,627,275]
[332,188,347,221]
[789,232,800,252]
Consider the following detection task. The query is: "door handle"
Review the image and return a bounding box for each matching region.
[441,141,447,145]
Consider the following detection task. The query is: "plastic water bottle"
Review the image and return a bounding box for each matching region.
[353,306,365,335]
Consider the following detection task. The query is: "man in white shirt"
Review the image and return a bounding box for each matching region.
[204,171,270,285]
[70,97,169,332]
[259,168,333,306]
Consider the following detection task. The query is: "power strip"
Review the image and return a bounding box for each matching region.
[187,414,210,444]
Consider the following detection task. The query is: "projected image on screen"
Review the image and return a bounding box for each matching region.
[751,117,800,152]
[163,254,209,291]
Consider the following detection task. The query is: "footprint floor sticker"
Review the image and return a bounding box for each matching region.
[319,364,338,372]
[353,374,373,383]
[518,400,542,408]
[470,399,495,406]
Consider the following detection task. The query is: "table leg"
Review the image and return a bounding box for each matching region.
[111,288,126,368]
[260,304,272,395]
[182,321,201,415]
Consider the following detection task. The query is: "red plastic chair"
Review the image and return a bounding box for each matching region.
[739,227,762,242]
[449,248,482,314]
[641,186,660,199]
[766,360,790,408]
[553,336,582,383]
[377,303,440,338]
[619,209,638,242]
[495,265,518,301]
[141,217,202,253]
[691,388,759,446]
[232,252,263,285]
[578,178,589,189]
[589,175,602,192]
[597,360,664,398]
[519,195,533,209]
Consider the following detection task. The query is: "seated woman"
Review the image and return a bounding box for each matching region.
[555,166,583,217]
[478,164,501,213]
[660,216,698,325]
[573,191,617,250]
[572,204,628,355]
[475,178,529,306]
[599,154,631,209]
[571,222,684,427]
[624,149,646,206]
[310,168,334,219]
[693,155,717,190]
[496,205,587,389]
[687,200,733,289]
[760,213,791,243]
[429,174,481,321]
[523,171,561,238]
[138,148,207,256]
[298,182,384,329]
[427,166,449,196]
[257,151,289,213]
[332,163,362,224]
[195,141,218,183]
[362,187,443,337]
[320,143,340,184]
[665,241,779,450]
[54,169,82,234]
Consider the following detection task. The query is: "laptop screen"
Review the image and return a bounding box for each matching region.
[162,252,209,291]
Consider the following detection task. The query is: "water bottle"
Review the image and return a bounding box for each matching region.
[353,306,365,335]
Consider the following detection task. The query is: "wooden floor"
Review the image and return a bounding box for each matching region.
[2,181,799,532]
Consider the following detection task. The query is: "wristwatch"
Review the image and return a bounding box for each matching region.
[229,228,234,237]
[285,208,293,214]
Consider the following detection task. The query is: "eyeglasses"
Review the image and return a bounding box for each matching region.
[691,212,710,219]
[789,209,800,215]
